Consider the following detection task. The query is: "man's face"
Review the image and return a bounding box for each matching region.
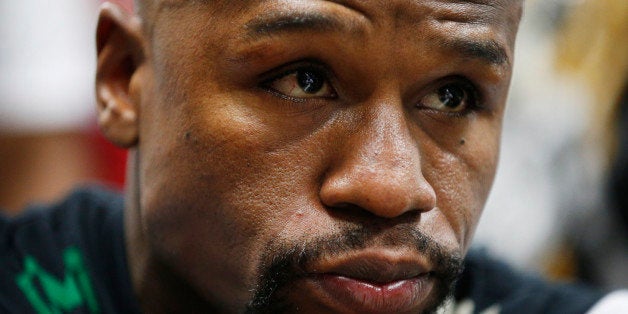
[129,0,521,312]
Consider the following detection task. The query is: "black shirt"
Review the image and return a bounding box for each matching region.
[0,188,139,314]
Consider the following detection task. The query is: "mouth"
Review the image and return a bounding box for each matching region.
[302,249,436,313]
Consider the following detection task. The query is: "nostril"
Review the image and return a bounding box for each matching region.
[323,201,426,226]
[324,202,378,220]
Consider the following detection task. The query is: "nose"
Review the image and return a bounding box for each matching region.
[320,103,437,219]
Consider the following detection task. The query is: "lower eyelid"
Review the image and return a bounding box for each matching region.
[260,87,309,103]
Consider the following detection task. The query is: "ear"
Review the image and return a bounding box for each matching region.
[95,2,144,148]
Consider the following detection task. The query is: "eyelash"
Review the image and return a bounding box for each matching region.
[259,61,335,101]
[258,62,485,117]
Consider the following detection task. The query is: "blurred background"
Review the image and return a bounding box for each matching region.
[1,0,626,290]
[0,0,128,215]
[474,0,628,290]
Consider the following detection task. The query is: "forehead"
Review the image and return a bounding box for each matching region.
[147,0,521,26]
[147,0,522,55]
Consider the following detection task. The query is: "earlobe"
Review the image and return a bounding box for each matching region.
[95,2,144,148]
[97,87,139,148]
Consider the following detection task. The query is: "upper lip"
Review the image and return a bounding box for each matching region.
[305,248,433,284]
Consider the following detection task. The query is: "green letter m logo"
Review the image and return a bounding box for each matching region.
[15,247,100,314]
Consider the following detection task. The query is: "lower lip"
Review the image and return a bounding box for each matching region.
[312,274,434,313]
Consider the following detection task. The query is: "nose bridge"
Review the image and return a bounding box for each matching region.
[320,97,437,218]
[359,102,417,175]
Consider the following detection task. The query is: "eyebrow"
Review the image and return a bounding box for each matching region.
[442,38,510,67]
[244,11,510,67]
[244,12,363,40]
[245,11,359,38]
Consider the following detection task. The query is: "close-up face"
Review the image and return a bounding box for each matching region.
[103,0,522,312]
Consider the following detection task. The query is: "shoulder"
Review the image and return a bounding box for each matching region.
[0,186,125,313]
[1,186,123,252]
[454,249,606,314]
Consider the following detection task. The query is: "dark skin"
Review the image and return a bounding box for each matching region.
[96,0,523,312]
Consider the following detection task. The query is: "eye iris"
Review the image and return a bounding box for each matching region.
[297,70,324,93]
[438,85,465,108]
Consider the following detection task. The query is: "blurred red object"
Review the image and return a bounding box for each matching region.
[91,128,127,188]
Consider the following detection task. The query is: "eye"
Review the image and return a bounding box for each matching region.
[419,82,476,113]
[264,67,336,99]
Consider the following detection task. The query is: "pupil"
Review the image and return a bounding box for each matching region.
[297,70,324,93]
[438,85,464,108]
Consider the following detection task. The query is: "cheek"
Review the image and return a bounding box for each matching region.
[138,124,261,305]
[138,98,332,305]
[421,120,500,251]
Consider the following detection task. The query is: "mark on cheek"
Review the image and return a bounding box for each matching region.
[183,131,202,148]
[459,138,466,145]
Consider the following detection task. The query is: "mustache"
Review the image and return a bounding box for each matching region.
[246,224,464,313]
